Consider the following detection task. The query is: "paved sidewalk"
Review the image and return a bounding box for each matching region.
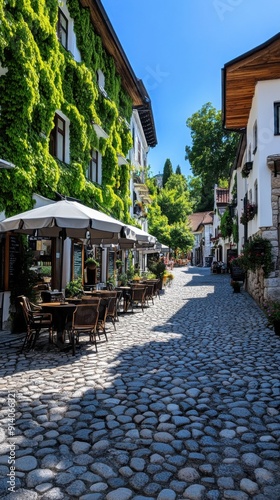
[0,267,280,499]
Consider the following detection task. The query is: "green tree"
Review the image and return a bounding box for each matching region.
[147,202,171,247]
[157,188,192,225]
[165,173,188,195]
[186,175,202,210]
[162,158,173,187]
[169,222,194,256]
[185,102,239,210]
[175,165,181,175]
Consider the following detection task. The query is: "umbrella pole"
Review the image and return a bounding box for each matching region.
[59,229,66,292]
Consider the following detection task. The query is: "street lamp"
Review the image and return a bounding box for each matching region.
[0,159,15,169]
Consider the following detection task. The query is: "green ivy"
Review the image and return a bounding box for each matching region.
[220,207,233,239]
[0,0,133,217]
[232,218,239,244]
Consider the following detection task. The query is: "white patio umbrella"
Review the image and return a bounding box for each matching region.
[97,224,157,249]
[123,224,157,248]
[0,199,136,289]
[0,199,135,241]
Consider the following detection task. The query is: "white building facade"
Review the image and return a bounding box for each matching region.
[223,33,280,303]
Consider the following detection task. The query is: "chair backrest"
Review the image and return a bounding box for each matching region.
[18,297,29,326]
[18,295,31,312]
[131,287,146,301]
[147,279,160,295]
[106,295,117,317]
[81,296,101,306]
[116,290,123,309]
[72,304,99,328]
[98,298,110,323]
[145,283,155,297]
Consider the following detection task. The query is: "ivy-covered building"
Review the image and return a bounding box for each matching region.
[0,0,157,325]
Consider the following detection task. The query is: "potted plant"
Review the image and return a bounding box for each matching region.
[119,273,128,286]
[85,257,99,270]
[148,258,166,289]
[162,270,170,286]
[230,280,242,293]
[65,277,83,298]
[106,273,116,289]
[166,272,174,286]
[132,275,141,282]
[263,300,280,334]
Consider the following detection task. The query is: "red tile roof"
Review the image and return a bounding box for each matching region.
[216,188,229,205]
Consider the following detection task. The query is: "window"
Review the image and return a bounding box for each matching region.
[254,180,258,207]
[248,144,252,162]
[274,102,280,135]
[253,120,258,154]
[57,8,68,49]
[87,150,99,183]
[249,189,252,203]
[49,114,66,162]
[96,70,107,97]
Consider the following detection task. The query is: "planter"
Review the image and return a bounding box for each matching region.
[231,266,245,282]
[273,320,280,335]
[86,264,97,270]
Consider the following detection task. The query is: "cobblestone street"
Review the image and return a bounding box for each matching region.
[0,266,280,500]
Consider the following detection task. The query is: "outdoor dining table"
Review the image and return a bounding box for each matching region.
[40,302,77,351]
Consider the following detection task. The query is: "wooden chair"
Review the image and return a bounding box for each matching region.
[18,296,53,352]
[126,287,146,313]
[104,292,118,330]
[69,304,100,354]
[147,279,160,299]
[144,283,155,306]
[96,298,109,340]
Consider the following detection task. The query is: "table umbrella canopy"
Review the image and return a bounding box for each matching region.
[94,223,157,249]
[125,224,157,247]
[0,199,136,242]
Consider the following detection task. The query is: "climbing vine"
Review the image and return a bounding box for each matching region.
[220,207,233,239]
[0,0,133,218]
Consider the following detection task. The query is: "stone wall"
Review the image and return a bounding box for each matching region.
[246,158,280,305]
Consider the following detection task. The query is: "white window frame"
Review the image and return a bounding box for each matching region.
[57,1,81,62]
[86,149,102,185]
[49,110,70,164]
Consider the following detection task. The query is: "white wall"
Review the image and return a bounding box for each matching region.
[246,79,280,230]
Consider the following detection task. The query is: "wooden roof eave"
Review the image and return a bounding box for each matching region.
[222,32,280,130]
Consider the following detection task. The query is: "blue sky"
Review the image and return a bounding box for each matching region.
[102,0,280,178]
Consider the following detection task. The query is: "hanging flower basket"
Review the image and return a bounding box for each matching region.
[85,258,99,270]
[240,203,257,225]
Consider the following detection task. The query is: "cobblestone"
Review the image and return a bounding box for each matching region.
[0,267,280,498]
